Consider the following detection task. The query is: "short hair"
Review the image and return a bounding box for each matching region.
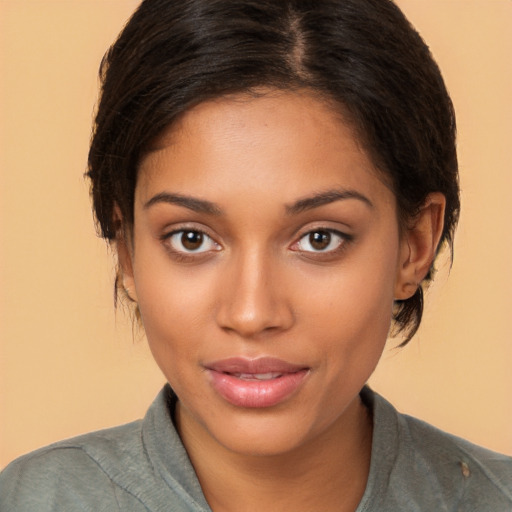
[87,0,460,344]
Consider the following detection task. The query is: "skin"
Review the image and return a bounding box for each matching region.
[119,90,445,512]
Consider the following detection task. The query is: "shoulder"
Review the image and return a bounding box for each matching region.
[0,420,143,512]
[387,397,512,509]
[0,387,207,512]
[401,410,512,474]
[362,388,512,511]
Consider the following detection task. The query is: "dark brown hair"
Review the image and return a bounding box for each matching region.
[87,0,460,343]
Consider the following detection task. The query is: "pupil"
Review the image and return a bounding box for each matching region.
[310,231,330,250]
[182,231,203,250]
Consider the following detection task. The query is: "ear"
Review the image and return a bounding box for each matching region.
[394,192,446,300]
[113,205,138,303]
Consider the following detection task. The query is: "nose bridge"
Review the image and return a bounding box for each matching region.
[216,245,292,337]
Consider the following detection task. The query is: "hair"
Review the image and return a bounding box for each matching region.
[87,0,460,344]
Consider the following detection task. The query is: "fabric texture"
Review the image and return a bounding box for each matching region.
[1,385,511,511]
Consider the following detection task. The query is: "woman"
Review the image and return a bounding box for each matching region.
[1,0,511,510]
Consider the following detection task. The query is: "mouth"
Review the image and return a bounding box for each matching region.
[204,357,310,408]
[229,372,285,381]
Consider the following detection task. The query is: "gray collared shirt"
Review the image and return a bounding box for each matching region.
[1,385,511,511]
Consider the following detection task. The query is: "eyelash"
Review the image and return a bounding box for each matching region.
[291,228,352,257]
[161,229,221,261]
[161,227,352,261]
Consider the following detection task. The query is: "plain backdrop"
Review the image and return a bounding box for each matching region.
[1,0,511,468]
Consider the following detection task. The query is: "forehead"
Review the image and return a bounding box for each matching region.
[136,90,393,211]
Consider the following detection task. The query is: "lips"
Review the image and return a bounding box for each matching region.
[205,357,310,408]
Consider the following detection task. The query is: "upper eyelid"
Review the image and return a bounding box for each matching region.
[168,229,217,243]
[293,225,351,241]
[161,224,216,240]
[297,228,348,241]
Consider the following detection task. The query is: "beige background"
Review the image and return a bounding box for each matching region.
[1,0,511,468]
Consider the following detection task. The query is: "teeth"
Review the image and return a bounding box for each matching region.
[234,372,282,381]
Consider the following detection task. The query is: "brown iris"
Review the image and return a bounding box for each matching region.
[309,231,332,251]
[181,231,204,251]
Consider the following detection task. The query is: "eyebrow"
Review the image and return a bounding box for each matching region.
[143,188,373,216]
[143,192,222,215]
[286,188,374,215]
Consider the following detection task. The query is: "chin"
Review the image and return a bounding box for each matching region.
[211,413,317,457]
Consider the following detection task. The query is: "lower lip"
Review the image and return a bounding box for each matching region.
[207,369,309,408]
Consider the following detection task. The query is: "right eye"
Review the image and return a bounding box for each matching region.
[165,230,220,254]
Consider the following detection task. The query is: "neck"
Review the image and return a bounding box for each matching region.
[176,395,373,512]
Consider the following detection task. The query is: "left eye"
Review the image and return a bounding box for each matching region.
[166,230,219,253]
[294,230,346,253]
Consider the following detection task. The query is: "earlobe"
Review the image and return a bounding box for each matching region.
[113,205,138,303]
[117,238,138,303]
[394,192,446,300]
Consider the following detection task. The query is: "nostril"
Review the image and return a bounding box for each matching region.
[216,299,294,338]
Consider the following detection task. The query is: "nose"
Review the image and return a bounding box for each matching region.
[215,249,294,338]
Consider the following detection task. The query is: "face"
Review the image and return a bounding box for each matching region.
[124,90,410,457]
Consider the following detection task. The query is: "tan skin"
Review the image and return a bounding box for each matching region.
[118,90,445,512]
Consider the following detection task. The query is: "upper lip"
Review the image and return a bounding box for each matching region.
[204,357,308,374]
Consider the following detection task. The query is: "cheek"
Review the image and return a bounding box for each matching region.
[299,251,397,336]
[294,247,399,384]
[133,233,213,319]
[132,255,216,367]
